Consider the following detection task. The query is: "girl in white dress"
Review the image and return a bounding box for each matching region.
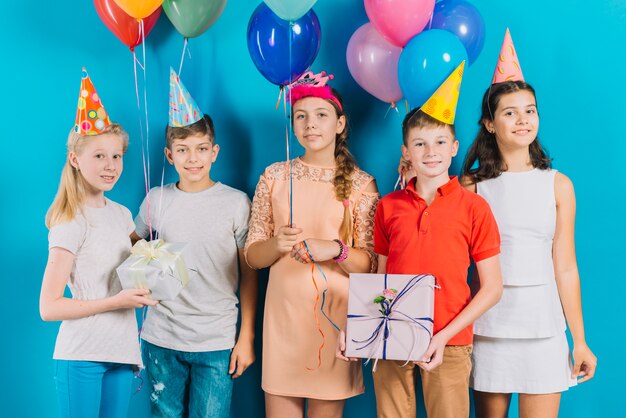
[461,80,597,418]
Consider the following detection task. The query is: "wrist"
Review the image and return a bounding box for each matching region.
[107,294,121,311]
[237,330,255,342]
[433,329,452,345]
[332,239,349,263]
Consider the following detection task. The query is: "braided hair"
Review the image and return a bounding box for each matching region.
[328,89,356,244]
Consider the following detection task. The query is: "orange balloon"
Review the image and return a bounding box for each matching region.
[113,0,163,19]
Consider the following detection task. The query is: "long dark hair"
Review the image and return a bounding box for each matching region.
[462,80,551,184]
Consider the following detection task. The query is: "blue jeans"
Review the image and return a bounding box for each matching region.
[55,360,134,418]
[142,341,233,418]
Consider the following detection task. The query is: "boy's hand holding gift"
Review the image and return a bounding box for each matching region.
[415,332,449,372]
[117,239,191,301]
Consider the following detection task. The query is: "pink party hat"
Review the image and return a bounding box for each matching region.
[74,67,111,135]
[286,70,343,111]
[492,28,525,84]
[169,68,204,127]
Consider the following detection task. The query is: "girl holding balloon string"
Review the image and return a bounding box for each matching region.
[461,31,597,418]
[39,69,156,418]
[244,71,379,418]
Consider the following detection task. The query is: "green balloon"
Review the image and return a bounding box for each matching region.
[163,0,227,38]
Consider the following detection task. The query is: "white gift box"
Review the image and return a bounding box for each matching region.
[345,273,436,362]
[116,239,190,301]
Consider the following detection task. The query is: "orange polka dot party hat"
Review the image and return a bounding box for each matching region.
[420,60,465,125]
[492,28,525,84]
[74,67,111,135]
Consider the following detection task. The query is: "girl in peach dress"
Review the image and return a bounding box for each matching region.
[244,72,379,418]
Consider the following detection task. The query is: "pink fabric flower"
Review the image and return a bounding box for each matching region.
[382,288,397,300]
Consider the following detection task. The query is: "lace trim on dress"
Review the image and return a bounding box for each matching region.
[353,191,379,272]
[244,159,379,272]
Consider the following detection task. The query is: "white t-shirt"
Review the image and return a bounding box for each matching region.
[48,199,142,366]
[134,182,250,352]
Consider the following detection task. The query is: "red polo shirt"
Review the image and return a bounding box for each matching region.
[374,176,500,345]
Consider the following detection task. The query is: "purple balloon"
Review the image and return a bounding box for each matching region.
[430,0,485,65]
[346,23,403,105]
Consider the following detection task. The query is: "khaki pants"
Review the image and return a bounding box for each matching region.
[372,345,472,418]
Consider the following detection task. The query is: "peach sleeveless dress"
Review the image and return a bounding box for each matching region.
[245,158,379,399]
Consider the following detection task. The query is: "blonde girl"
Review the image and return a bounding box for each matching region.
[40,69,156,418]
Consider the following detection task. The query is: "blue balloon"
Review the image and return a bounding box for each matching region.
[398,29,468,108]
[247,3,321,86]
[430,0,485,65]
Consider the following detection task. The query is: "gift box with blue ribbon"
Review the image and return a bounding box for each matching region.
[116,239,190,301]
[345,273,436,362]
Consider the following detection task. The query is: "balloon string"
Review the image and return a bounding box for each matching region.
[133,305,148,394]
[275,87,283,110]
[133,49,152,240]
[283,100,292,227]
[178,37,188,76]
[384,102,400,119]
[288,21,294,228]
[140,19,153,239]
[155,153,166,241]
[306,262,324,371]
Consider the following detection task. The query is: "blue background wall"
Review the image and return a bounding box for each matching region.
[1,0,623,416]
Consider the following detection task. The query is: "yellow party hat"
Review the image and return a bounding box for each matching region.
[421,60,465,125]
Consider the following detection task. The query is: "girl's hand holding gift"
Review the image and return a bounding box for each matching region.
[113,288,159,309]
[572,343,597,383]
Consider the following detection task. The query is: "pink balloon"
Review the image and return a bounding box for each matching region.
[365,0,436,47]
[347,23,403,105]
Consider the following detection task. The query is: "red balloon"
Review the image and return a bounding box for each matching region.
[94,0,161,50]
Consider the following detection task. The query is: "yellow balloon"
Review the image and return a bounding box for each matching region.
[113,0,163,19]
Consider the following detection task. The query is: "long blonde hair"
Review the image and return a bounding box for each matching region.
[46,124,129,228]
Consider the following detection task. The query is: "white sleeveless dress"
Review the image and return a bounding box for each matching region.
[470,169,577,393]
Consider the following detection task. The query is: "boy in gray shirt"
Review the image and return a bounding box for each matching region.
[132,71,257,418]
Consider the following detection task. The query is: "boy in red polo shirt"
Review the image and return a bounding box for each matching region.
[366,62,502,418]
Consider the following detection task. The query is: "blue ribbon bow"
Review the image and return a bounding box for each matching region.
[348,274,435,361]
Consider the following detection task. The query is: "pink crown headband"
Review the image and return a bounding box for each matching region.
[286,71,343,111]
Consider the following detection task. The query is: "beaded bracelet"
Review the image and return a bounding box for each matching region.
[332,239,349,263]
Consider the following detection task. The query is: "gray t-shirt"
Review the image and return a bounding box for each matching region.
[48,199,142,366]
[134,182,251,352]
